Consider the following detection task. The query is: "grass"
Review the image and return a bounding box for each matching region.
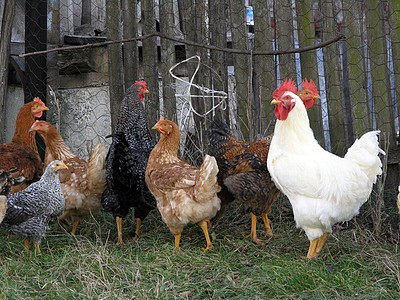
[0,194,399,299]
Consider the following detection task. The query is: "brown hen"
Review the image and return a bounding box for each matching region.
[146,119,221,251]
[30,121,107,235]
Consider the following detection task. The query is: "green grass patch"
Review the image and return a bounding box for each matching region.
[1,195,399,299]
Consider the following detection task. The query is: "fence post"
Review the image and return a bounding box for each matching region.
[160,0,177,122]
[0,1,15,143]
[366,0,395,147]
[106,0,124,132]
[253,1,275,137]
[296,0,324,144]
[228,0,252,140]
[342,0,370,139]
[321,0,347,154]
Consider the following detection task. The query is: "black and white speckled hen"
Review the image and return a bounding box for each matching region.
[102,81,157,245]
[2,160,68,253]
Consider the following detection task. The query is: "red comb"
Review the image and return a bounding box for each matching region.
[135,80,147,89]
[272,78,297,100]
[33,97,46,107]
[302,78,319,96]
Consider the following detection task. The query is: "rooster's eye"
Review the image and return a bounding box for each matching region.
[285,96,290,100]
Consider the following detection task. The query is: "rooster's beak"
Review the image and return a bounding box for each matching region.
[314,95,321,100]
[271,99,281,105]
[144,89,149,94]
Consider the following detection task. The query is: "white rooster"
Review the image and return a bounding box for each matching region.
[267,79,385,259]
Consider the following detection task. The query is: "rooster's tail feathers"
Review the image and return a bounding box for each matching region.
[345,130,385,184]
[194,155,221,203]
[87,143,107,191]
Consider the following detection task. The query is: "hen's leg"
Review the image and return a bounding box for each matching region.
[306,239,319,259]
[134,218,141,240]
[116,216,125,245]
[246,213,262,245]
[174,234,181,249]
[71,215,81,236]
[54,210,71,229]
[261,212,273,236]
[198,218,213,251]
[24,239,30,252]
[33,242,41,255]
[315,233,329,256]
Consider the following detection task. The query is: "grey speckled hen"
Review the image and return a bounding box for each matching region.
[2,160,68,253]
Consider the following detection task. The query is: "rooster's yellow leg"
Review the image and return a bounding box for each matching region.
[33,242,41,255]
[306,239,319,259]
[116,216,125,245]
[24,239,30,252]
[246,213,262,245]
[71,216,81,236]
[134,218,142,240]
[198,219,213,251]
[54,210,71,229]
[315,233,329,256]
[261,212,273,236]
[174,234,181,249]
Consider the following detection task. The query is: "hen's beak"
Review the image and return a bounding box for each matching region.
[41,106,49,111]
[271,99,281,105]
[57,161,69,170]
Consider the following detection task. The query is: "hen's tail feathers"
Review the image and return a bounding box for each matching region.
[345,130,385,185]
[194,155,221,203]
[87,143,107,192]
[0,195,7,224]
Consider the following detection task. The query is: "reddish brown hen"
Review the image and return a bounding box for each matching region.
[0,98,48,193]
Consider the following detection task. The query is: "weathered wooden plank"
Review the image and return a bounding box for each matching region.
[342,0,370,137]
[295,0,324,144]
[275,0,297,80]
[106,0,124,131]
[320,0,347,155]
[388,0,400,136]
[160,0,177,122]
[122,0,138,88]
[365,0,395,146]
[142,0,159,130]
[253,1,275,137]
[228,0,252,140]
[0,0,15,143]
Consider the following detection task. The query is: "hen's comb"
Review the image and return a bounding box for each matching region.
[33,97,46,107]
[302,78,319,96]
[135,80,147,89]
[272,78,297,100]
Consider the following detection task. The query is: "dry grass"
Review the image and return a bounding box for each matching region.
[1,192,399,299]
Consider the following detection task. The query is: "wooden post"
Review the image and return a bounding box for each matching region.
[106,0,124,131]
[0,0,15,143]
[160,0,176,122]
[388,0,400,136]
[342,0,370,138]
[209,0,228,121]
[142,0,159,131]
[122,0,139,88]
[25,0,47,105]
[320,0,348,155]
[295,0,324,144]
[366,0,395,146]
[228,0,252,140]
[253,1,275,137]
